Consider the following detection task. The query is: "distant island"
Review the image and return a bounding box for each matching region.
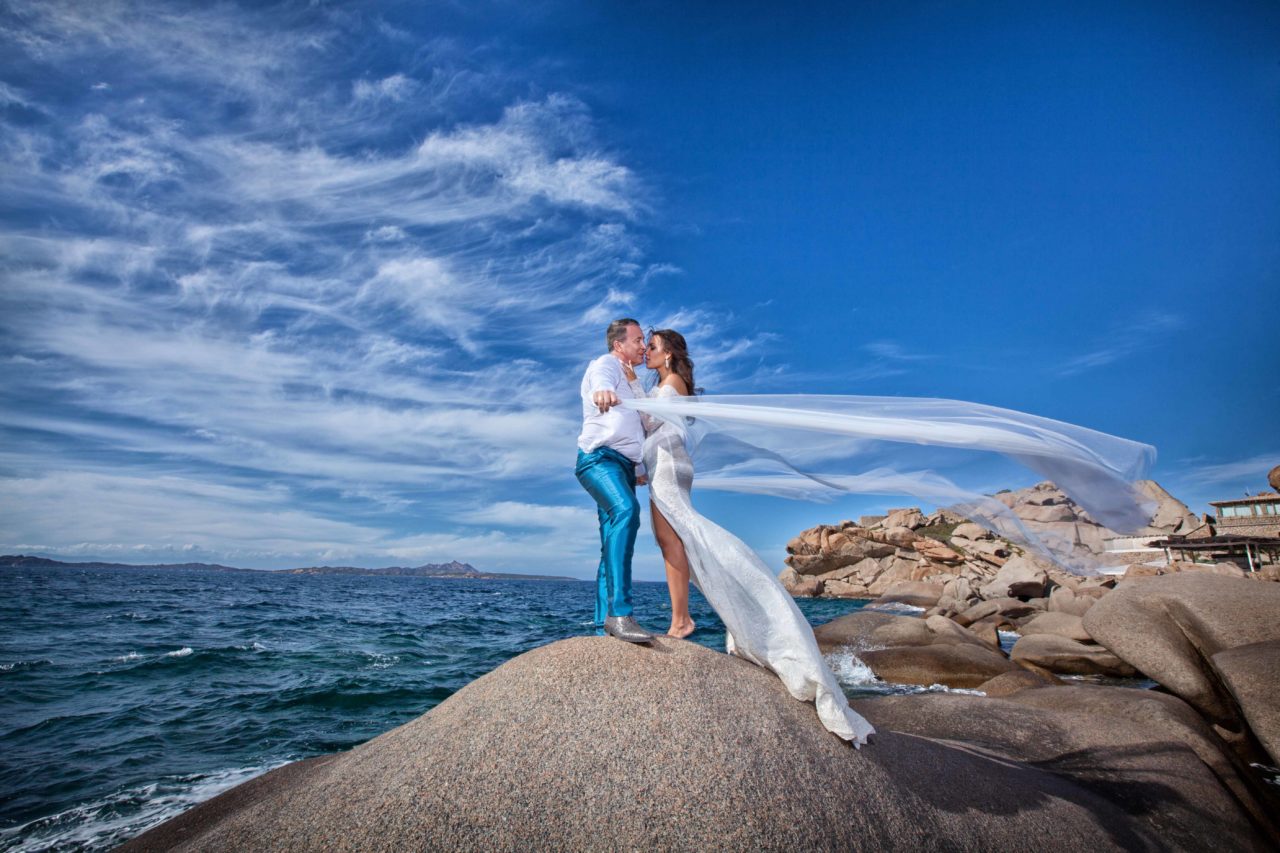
[0,554,576,582]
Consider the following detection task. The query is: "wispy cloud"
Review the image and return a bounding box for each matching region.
[1058,311,1186,377]
[0,1,683,571]
[1182,453,1279,487]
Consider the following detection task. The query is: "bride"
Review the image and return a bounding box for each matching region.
[634,328,876,745]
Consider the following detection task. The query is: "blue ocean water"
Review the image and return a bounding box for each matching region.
[0,567,872,851]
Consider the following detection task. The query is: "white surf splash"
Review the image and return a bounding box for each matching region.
[164,647,193,658]
[862,601,926,616]
[825,648,986,697]
[0,762,285,853]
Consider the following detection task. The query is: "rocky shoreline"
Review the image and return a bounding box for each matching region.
[121,570,1280,851]
[116,479,1280,850]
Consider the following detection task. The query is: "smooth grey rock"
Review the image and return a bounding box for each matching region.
[117,637,1243,852]
[1010,634,1136,677]
[1213,640,1280,767]
[1083,573,1280,746]
[859,686,1278,848]
[860,643,1018,688]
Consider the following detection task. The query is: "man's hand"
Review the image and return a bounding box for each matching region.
[636,474,648,487]
[593,390,620,412]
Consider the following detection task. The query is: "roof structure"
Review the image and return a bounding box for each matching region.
[1209,492,1280,507]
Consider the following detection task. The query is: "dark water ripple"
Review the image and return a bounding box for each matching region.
[0,566,867,851]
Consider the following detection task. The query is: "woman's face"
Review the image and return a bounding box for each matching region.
[646,334,667,370]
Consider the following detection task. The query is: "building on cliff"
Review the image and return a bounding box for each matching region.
[1209,492,1280,538]
[1147,477,1280,571]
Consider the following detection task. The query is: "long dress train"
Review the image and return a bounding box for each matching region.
[641,385,874,745]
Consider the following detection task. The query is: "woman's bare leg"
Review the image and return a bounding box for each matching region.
[651,502,695,638]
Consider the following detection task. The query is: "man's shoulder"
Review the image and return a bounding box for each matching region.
[585,353,620,374]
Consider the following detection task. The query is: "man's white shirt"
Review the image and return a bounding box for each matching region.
[577,353,646,473]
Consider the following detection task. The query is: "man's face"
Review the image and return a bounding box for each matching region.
[615,323,646,365]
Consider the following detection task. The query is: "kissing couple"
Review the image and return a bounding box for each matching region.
[574,317,876,745]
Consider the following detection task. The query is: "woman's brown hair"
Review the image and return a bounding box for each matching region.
[650,328,696,396]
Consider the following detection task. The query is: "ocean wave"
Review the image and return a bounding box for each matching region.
[364,652,400,670]
[107,611,161,623]
[165,647,194,658]
[0,763,283,852]
[114,652,143,663]
[1,659,54,673]
[861,601,926,615]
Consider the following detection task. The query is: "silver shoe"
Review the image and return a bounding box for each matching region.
[604,615,655,643]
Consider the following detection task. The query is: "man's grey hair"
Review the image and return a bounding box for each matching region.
[606,318,640,352]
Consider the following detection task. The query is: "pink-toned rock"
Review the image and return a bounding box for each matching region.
[878,581,944,608]
[924,615,995,650]
[952,522,991,541]
[1213,640,1280,767]
[941,576,973,603]
[1010,634,1137,678]
[977,669,1060,697]
[1017,503,1079,523]
[880,525,918,546]
[1018,611,1092,643]
[1083,573,1280,750]
[822,578,869,599]
[979,557,1049,601]
[1046,586,1096,617]
[916,542,963,564]
[861,644,1019,689]
[883,507,925,530]
[956,597,1042,626]
[790,576,824,597]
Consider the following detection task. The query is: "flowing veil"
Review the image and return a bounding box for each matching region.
[620,394,1157,574]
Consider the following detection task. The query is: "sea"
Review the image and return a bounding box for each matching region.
[1,565,902,852]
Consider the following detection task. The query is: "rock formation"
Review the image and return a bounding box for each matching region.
[779,479,1216,604]
[121,634,1277,852]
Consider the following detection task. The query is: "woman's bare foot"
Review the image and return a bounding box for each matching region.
[666,619,696,639]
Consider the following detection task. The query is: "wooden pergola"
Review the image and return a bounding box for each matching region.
[1147,534,1280,572]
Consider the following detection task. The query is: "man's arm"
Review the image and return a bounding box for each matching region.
[585,357,622,412]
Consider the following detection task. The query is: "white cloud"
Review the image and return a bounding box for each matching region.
[353,73,416,102]
[1183,453,1278,487]
[0,0,774,571]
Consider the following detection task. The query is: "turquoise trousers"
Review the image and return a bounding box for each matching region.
[575,446,639,626]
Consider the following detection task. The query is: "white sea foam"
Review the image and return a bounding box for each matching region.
[825,649,986,697]
[1,659,53,672]
[165,647,194,658]
[825,650,877,685]
[235,642,267,652]
[862,601,926,615]
[115,652,142,663]
[365,652,400,670]
[0,763,284,852]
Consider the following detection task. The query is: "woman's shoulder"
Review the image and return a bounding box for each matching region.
[660,374,690,395]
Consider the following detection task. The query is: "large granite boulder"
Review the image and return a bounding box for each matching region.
[1082,573,1280,747]
[1047,585,1098,617]
[978,556,1049,600]
[812,611,988,655]
[876,580,943,608]
[1212,640,1280,766]
[860,644,1019,689]
[115,636,1275,852]
[1010,634,1137,678]
[1018,611,1092,643]
[859,686,1278,847]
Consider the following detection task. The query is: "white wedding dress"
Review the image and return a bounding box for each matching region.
[640,385,875,745]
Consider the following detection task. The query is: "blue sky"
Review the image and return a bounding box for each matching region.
[1,0,1277,577]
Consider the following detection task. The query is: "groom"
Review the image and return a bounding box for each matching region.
[575,318,655,643]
